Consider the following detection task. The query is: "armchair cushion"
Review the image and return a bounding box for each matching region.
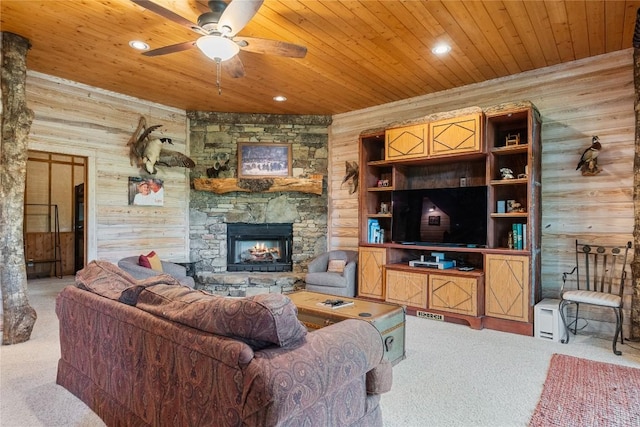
[305,272,349,289]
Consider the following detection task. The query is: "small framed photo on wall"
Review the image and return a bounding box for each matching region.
[129,176,164,206]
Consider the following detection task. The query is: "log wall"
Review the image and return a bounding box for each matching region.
[25,72,190,264]
[328,49,636,336]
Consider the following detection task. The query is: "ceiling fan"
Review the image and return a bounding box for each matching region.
[131,0,307,92]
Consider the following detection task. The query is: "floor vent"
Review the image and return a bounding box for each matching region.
[416,311,444,321]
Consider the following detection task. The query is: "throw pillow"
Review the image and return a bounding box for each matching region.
[327,259,346,273]
[139,251,163,272]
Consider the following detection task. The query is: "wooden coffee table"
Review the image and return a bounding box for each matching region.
[287,290,406,365]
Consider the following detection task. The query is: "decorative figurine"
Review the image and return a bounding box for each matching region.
[576,135,602,176]
[500,168,514,179]
[506,133,520,146]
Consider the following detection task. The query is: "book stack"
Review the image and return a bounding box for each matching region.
[367,219,384,243]
[511,223,527,250]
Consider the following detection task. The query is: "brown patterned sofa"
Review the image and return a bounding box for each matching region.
[56,261,392,427]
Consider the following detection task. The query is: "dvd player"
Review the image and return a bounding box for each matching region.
[409,259,456,269]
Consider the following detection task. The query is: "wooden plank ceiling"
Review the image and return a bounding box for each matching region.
[2,0,639,115]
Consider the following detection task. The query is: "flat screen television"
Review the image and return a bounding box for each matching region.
[391,186,488,247]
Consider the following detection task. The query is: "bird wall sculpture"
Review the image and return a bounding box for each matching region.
[576,135,602,175]
[127,116,196,175]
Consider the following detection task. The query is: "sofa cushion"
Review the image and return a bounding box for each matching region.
[139,251,163,272]
[136,284,307,349]
[76,260,181,305]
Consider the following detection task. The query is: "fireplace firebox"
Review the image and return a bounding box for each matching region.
[227,223,293,272]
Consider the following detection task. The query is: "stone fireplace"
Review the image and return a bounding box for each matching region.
[187,111,332,295]
[227,223,293,272]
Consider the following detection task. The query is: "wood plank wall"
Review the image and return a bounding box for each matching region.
[24,72,191,265]
[328,49,635,328]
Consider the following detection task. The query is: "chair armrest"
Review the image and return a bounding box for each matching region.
[560,266,578,294]
[343,260,357,277]
[307,252,330,273]
[161,261,187,278]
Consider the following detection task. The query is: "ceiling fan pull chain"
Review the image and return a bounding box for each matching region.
[216,58,222,95]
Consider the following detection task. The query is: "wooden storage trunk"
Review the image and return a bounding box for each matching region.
[288,291,406,365]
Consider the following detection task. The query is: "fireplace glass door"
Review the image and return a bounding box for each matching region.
[227,223,293,272]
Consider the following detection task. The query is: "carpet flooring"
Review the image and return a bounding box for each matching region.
[3,277,640,426]
[529,354,640,427]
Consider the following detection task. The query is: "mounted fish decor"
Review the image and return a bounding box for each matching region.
[127,116,195,174]
[342,161,359,194]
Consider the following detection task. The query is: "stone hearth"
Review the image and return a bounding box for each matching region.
[195,271,306,297]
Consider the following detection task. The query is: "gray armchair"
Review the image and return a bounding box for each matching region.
[305,250,358,297]
[117,256,195,288]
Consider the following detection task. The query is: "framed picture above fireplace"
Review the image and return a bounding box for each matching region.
[238,143,292,179]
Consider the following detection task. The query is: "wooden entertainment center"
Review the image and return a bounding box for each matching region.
[357,101,541,336]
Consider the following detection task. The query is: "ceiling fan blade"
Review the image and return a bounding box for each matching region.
[235,36,307,58]
[131,0,207,35]
[223,55,245,78]
[142,40,196,57]
[218,0,264,37]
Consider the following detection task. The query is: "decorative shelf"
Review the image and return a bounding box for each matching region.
[490,178,528,186]
[193,177,323,195]
[367,186,395,192]
[491,144,529,155]
[490,213,528,218]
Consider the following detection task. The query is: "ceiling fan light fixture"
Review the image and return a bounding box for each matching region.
[196,35,240,61]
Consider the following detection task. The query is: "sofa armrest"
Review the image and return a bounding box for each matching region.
[242,319,388,425]
[366,358,392,394]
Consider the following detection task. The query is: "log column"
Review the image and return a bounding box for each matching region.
[1,32,37,344]
[631,10,640,340]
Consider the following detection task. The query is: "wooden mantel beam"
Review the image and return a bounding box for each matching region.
[193,177,323,195]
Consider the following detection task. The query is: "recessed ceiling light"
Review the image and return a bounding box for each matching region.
[432,43,451,55]
[273,95,287,102]
[129,40,150,51]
